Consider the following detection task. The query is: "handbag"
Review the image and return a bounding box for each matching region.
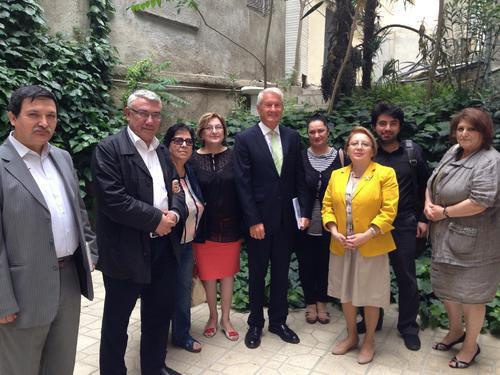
[191,275,206,307]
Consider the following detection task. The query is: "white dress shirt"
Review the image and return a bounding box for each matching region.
[9,133,79,258]
[258,121,283,156]
[126,127,169,212]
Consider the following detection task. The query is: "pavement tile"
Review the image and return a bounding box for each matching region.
[75,273,500,374]
[366,364,403,374]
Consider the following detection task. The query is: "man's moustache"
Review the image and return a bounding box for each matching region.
[33,127,53,134]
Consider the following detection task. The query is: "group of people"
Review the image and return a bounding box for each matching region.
[0,84,498,375]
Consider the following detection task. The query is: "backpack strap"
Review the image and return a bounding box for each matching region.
[338,148,345,167]
[403,139,417,167]
[403,139,420,213]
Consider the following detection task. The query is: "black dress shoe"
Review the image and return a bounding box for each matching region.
[160,366,182,375]
[245,326,262,349]
[356,308,384,334]
[268,324,300,344]
[403,334,421,351]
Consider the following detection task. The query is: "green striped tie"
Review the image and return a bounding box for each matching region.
[270,130,282,175]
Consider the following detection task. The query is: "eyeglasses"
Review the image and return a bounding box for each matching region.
[129,108,162,121]
[171,137,194,146]
[202,125,224,132]
[348,142,372,149]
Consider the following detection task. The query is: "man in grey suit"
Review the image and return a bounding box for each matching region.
[0,85,98,374]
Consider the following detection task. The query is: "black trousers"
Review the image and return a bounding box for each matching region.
[389,216,420,336]
[247,228,291,328]
[296,231,331,305]
[99,238,177,375]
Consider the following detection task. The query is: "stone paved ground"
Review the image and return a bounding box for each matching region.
[75,272,500,375]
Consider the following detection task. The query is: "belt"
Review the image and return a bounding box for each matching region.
[57,255,74,268]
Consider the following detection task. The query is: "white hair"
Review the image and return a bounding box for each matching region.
[127,89,162,107]
[256,87,284,106]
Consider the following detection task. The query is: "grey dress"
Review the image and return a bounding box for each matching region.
[428,144,500,303]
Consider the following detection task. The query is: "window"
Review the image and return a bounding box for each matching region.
[247,0,271,16]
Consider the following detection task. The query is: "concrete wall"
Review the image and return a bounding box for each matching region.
[38,0,286,121]
[39,0,89,36]
[110,1,285,83]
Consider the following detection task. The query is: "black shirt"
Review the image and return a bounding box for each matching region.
[191,149,241,242]
[374,141,430,223]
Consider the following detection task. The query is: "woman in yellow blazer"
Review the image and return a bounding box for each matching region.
[322,126,398,364]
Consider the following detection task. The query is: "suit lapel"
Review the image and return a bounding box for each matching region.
[337,166,351,206]
[119,129,151,179]
[279,125,289,172]
[1,140,49,211]
[157,144,173,197]
[352,161,376,199]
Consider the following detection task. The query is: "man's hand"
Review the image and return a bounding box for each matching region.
[154,213,174,236]
[249,223,265,240]
[165,211,178,227]
[0,313,17,324]
[299,218,310,231]
[416,222,428,238]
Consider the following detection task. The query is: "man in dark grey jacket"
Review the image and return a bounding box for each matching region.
[93,89,186,375]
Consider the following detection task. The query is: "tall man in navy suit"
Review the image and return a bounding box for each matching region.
[234,87,311,349]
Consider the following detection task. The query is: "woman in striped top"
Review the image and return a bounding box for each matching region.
[296,113,347,325]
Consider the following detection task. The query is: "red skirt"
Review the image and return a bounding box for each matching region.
[193,240,241,280]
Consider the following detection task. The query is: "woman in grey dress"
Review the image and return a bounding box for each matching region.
[425,108,500,369]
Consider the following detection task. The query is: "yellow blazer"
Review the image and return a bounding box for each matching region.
[321,161,399,257]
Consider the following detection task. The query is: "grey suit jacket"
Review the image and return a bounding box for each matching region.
[0,139,97,329]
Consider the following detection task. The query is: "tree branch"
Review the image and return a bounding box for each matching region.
[375,23,435,43]
[327,0,362,114]
[195,8,265,69]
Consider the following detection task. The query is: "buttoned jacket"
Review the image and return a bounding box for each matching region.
[322,161,399,257]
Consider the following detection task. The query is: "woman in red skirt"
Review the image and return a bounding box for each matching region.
[191,112,242,341]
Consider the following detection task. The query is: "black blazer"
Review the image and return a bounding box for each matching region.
[92,128,186,283]
[233,124,311,235]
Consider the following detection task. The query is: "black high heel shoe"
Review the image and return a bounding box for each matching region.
[432,332,466,351]
[449,345,480,369]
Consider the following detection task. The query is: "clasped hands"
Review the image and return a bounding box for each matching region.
[154,210,178,237]
[249,218,310,240]
[424,201,446,222]
[329,225,372,250]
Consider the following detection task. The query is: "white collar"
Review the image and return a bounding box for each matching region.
[127,126,159,151]
[9,132,51,159]
[258,121,280,135]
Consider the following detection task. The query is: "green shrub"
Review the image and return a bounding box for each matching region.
[0,0,121,204]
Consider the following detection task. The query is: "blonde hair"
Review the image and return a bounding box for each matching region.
[196,112,227,140]
[256,87,284,106]
[344,126,378,156]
